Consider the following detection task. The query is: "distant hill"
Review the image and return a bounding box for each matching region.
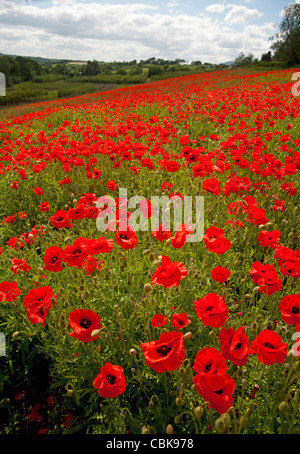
[0,52,86,66]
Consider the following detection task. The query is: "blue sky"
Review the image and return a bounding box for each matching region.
[0,0,298,63]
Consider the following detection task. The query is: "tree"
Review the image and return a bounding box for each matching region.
[261,51,272,62]
[270,3,300,64]
[233,52,254,67]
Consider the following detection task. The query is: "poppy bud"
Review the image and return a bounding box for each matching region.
[253,286,260,294]
[278,401,289,414]
[251,321,258,330]
[129,349,136,356]
[294,362,300,373]
[91,329,101,338]
[64,204,69,209]
[141,427,150,434]
[183,332,192,341]
[144,283,152,293]
[195,406,204,419]
[12,331,20,338]
[294,391,300,403]
[245,294,251,300]
[165,238,172,246]
[239,414,248,429]
[148,253,155,262]
[143,249,150,256]
[234,260,240,267]
[174,414,182,424]
[166,424,174,434]
[175,397,183,406]
[215,418,226,433]
[73,199,77,204]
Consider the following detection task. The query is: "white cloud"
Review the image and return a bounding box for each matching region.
[0,0,274,63]
[205,3,225,13]
[225,5,263,24]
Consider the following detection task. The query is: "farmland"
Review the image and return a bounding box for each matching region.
[0,67,299,435]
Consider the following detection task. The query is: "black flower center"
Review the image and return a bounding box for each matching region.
[292,306,299,314]
[119,234,128,240]
[106,374,116,385]
[205,363,212,372]
[264,342,275,349]
[235,342,242,350]
[79,318,91,329]
[156,345,172,357]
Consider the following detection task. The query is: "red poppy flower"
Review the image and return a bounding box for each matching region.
[34,187,44,195]
[63,237,91,268]
[50,210,72,229]
[68,204,86,220]
[43,246,64,272]
[219,326,253,367]
[258,230,281,249]
[0,281,21,302]
[140,331,186,373]
[249,262,282,295]
[152,224,172,242]
[23,286,58,326]
[139,198,155,218]
[193,347,227,391]
[84,237,114,255]
[151,255,187,288]
[38,201,50,212]
[151,314,168,328]
[192,372,235,415]
[10,258,31,275]
[202,178,222,196]
[170,313,191,330]
[211,266,231,283]
[194,293,228,328]
[251,330,287,365]
[115,227,137,250]
[69,308,103,342]
[106,180,119,191]
[279,294,300,326]
[171,224,193,249]
[203,226,231,255]
[93,362,127,398]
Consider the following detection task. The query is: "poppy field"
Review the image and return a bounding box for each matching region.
[0,68,300,435]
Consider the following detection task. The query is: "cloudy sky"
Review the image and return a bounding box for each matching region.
[0,0,298,63]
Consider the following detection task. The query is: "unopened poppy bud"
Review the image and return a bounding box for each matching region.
[64,204,69,209]
[129,348,136,356]
[191,384,196,393]
[91,329,101,338]
[278,401,289,414]
[144,283,152,293]
[294,391,300,403]
[175,397,183,406]
[141,427,150,434]
[174,414,182,424]
[251,321,258,330]
[234,260,240,267]
[294,361,300,373]
[148,253,155,262]
[239,414,248,429]
[195,406,204,419]
[183,332,192,341]
[143,249,150,256]
[166,424,174,434]
[12,331,20,338]
[221,413,230,427]
[245,294,251,300]
[253,286,260,294]
[66,389,74,397]
[73,199,77,204]
[37,266,44,275]
[215,418,226,433]
[165,238,172,246]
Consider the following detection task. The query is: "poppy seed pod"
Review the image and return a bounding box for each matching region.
[278,401,289,414]
[166,424,174,434]
[144,283,152,293]
[183,332,192,341]
[215,418,226,433]
[195,406,204,419]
